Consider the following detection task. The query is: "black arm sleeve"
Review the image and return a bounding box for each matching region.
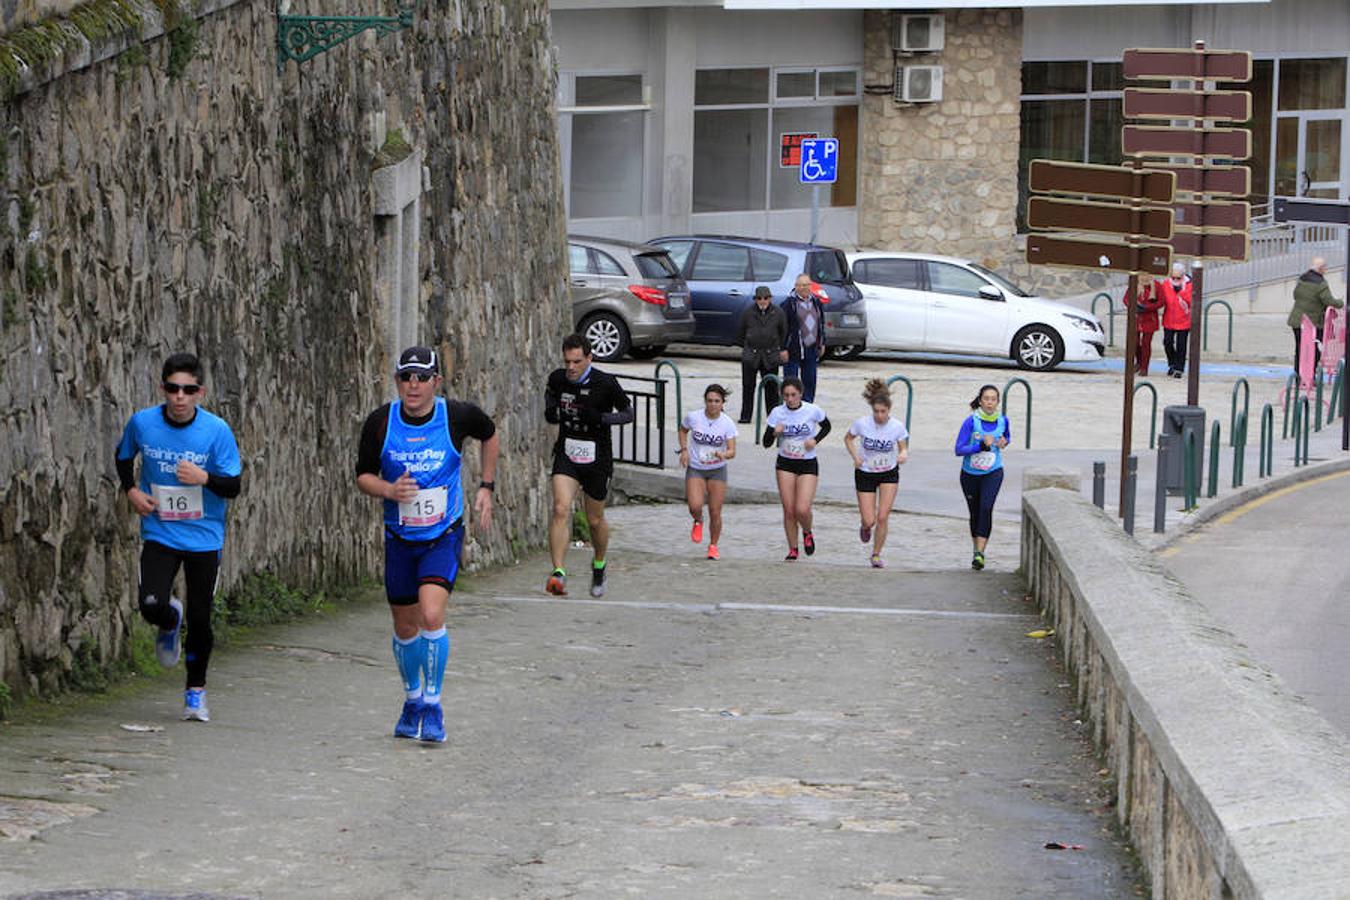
[446,401,497,452]
[544,387,560,424]
[115,455,136,491]
[815,417,832,443]
[206,473,242,499]
[355,405,391,477]
[602,407,635,426]
[762,426,776,448]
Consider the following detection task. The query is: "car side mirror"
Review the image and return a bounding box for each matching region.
[978,285,1004,302]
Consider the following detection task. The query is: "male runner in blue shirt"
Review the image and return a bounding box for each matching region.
[116,353,243,722]
[355,347,499,743]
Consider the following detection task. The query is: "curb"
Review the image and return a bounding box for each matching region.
[1150,451,1350,551]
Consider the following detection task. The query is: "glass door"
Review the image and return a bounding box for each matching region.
[1275,113,1344,200]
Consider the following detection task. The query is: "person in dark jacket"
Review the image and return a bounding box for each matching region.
[782,273,827,402]
[1288,257,1344,374]
[736,285,788,422]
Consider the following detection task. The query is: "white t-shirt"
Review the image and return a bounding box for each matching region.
[848,415,909,473]
[767,401,827,460]
[682,409,738,470]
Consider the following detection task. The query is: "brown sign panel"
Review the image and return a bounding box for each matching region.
[1026,234,1173,276]
[1123,48,1253,82]
[1027,159,1175,203]
[1122,125,1251,160]
[1150,164,1251,197]
[1123,88,1251,122]
[1027,197,1174,240]
[1169,200,1250,232]
[1168,230,1250,262]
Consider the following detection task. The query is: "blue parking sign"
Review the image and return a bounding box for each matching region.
[799,138,838,184]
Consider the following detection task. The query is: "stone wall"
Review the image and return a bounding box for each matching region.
[0,0,567,694]
[1021,486,1350,898]
[858,9,1114,300]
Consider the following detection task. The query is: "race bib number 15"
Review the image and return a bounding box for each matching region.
[399,487,448,527]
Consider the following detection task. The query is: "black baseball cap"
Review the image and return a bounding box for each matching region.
[396,346,439,375]
[753,285,773,298]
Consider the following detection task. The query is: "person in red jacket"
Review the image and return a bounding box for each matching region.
[1155,262,1193,378]
[1124,280,1164,376]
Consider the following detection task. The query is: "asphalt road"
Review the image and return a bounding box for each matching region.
[1162,469,1350,736]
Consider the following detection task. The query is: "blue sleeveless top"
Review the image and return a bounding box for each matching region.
[380,398,463,540]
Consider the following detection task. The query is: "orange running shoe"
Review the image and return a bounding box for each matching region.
[545,569,567,596]
[707,544,720,560]
[691,520,703,543]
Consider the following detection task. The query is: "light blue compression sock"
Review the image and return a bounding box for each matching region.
[420,627,450,706]
[391,633,424,701]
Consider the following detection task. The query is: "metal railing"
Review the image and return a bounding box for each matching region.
[1090,292,1117,347]
[754,373,783,435]
[1135,380,1159,448]
[612,374,668,469]
[1202,299,1233,353]
[885,374,915,432]
[1002,377,1032,449]
[1203,218,1347,295]
[1259,403,1275,478]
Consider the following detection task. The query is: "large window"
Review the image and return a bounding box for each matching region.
[561,73,648,219]
[1017,60,1126,231]
[693,66,860,214]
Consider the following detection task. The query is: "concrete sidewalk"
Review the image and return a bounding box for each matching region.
[0,501,1142,898]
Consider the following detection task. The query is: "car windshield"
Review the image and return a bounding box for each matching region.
[805,250,850,285]
[635,251,680,279]
[969,263,1031,297]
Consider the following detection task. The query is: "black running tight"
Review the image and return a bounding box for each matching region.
[138,540,221,689]
[959,469,1003,539]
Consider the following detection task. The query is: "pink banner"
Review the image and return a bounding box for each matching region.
[1322,307,1345,379]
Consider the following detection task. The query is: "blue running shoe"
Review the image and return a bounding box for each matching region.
[182,688,209,722]
[157,597,184,668]
[419,703,446,743]
[394,699,422,739]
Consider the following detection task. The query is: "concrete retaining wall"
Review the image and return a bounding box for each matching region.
[1021,487,1350,899]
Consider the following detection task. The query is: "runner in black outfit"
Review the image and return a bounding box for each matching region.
[544,334,634,597]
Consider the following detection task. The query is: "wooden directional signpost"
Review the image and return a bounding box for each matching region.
[1122,42,1254,406]
[1024,41,1253,514]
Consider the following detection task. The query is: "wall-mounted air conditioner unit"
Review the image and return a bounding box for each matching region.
[895,65,943,103]
[892,13,944,53]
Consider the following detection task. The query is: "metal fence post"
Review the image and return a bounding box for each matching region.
[1283,373,1298,439]
[1328,359,1345,425]
[1123,454,1138,536]
[653,360,683,423]
[1232,411,1247,488]
[1229,378,1249,447]
[1202,299,1233,352]
[1260,403,1274,477]
[1091,292,1116,347]
[885,374,915,432]
[1092,461,1106,508]
[1154,434,1171,533]
[1297,397,1311,466]
[1183,428,1198,510]
[753,373,782,436]
[1207,420,1221,498]
[1134,380,1159,448]
[1315,370,1324,432]
[1002,377,1032,449]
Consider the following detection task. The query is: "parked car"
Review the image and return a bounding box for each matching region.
[648,236,868,358]
[568,235,696,362]
[847,251,1105,371]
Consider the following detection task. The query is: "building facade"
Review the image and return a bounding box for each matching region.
[551,0,1349,291]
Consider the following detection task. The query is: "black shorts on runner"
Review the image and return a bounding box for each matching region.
[854,467,900,493]
[551,453,612,501]
[775,456,819,477]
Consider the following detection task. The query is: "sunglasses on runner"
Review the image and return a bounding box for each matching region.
[162,383,202,395]
[398,372,435,383]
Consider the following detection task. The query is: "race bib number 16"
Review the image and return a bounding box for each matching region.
[153,484,204,521]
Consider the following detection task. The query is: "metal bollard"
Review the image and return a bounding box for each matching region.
[1207,420,1221,498]
[1283,373,1298,439]
[1315,371,1324,432]
[1232,411,1247,488]
[1183,429,1198,510]
[1297,397,1311,466]
[1092,461,1106,509]
[1123,455,1138,535]
[1154,434,1171,533]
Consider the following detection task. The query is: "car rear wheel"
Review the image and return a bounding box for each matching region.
[582,313,631,363]
[825,344,866,361]
[628,345,666,360]
[1012,326,1063,371]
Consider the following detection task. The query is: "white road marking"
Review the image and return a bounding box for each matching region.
[466,593,1034,621]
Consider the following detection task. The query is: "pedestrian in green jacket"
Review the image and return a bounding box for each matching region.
[1288,257,1344,374]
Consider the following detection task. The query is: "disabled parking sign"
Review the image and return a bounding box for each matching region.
[799,138,838,184]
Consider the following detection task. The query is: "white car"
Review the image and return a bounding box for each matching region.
[847,251,1106,371]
